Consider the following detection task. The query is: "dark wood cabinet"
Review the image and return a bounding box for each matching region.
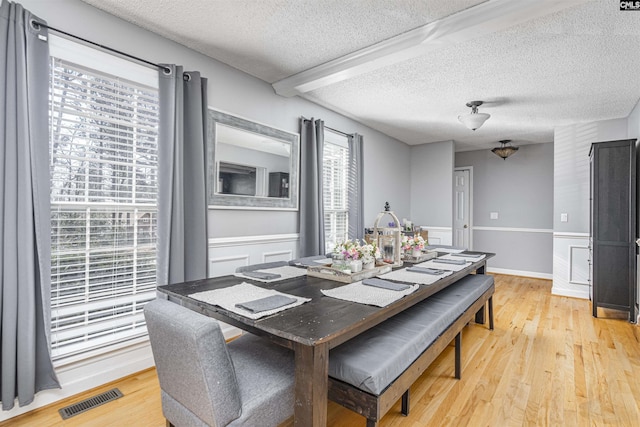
[589,139,637,322]
[268,172,289,197]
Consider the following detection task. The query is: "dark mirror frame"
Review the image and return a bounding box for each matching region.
[207,109,299,210]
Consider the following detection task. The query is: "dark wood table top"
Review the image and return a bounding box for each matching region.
[156,252,495,350]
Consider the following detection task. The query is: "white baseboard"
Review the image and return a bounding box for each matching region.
[487,267,552,280]
[551,286,590,300]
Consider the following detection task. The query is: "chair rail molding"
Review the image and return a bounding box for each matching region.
[474,226,553,233]
[208,233,299,247]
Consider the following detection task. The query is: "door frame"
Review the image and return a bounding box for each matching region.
[454,166,473,250]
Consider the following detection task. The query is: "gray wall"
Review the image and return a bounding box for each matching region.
[455,143,554,274]
[364,132,412,227]
[409,141,454,227]
[457,143,554,229]
[24,0,412,240]
[553,118,628,233]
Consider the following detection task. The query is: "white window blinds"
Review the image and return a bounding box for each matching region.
[49,42,159,360]
[323,134,349,253]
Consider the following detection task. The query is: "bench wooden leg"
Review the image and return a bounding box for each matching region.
[455,331,462,379]
[401,390,410,416]
[489,296,494,330]
[474,305,486,324]
[366,419,378,427]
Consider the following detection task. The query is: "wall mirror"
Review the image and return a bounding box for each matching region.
[208,109,299,210]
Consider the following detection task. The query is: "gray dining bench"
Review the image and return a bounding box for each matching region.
[327,273,495,427]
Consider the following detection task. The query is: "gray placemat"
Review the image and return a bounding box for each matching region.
[406,266,446,275]
[234,265,307,283]
[450,253,486,259]
[235,260,288,273]
[362,278,410,291]
[190,282,311,319]
[321,282,418,307]
[235,294,297,313]
[242,271,282,280]
[417,259,471,272]
[432,258,467,265]
[289,255,332,267]
[378,267,453,285]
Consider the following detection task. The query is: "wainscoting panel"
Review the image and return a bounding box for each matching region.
[208,233,299,277]
[421,226,452,246]
[569,245,590,285]
[263,250,293,263]
[552,233,590,299]
[209,255,250,277]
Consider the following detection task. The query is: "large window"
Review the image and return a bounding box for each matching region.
[49,36,159,360]
[323,131,349,253]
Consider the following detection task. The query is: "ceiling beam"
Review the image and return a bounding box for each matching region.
[272,0,587,97]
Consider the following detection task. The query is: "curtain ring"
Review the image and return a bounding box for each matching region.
[30,19,41,31]
[183,72,192,82]
[162,66,172,76]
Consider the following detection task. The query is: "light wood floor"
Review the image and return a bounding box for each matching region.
[3,274,640,427]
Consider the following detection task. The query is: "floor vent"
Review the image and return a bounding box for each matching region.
[59,388,124,420]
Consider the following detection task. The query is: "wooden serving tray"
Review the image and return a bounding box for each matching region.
[307,263,393,283]
[402,250,438,263]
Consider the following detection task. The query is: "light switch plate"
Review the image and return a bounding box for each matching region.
[490,212,498,220]
[561,213,568,222]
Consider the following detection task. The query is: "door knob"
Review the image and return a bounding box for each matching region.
[463,224,468,229]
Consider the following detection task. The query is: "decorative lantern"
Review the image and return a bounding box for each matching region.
[372,202,403,267]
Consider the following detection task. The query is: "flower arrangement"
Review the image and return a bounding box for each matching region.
[333,239,361,261]
[402,234,426,252]
[359,241,381,264]
[333,239,381,263]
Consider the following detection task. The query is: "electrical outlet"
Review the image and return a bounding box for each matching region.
[490,212,498,220]
[561,213,568,222]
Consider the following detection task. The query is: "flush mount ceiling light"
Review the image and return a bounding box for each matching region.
[492,140,519,160]
[458,100,490,130]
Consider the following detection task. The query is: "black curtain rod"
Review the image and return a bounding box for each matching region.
[31,20,171,74]
[301,117,353,137]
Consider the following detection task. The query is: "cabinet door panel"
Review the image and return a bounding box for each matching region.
[594,244,631,307]
[596,145,630,243]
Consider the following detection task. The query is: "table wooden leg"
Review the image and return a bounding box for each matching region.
[476,262,486,275]
[294,342,329,427]
[474,261,487,324]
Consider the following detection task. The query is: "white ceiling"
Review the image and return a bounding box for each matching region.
[81,0,640,152]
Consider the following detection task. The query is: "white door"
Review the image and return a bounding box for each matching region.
[453,168,471,248]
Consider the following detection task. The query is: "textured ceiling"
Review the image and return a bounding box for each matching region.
[80,0,640,151]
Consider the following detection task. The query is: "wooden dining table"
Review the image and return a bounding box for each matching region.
[156,252,493,427]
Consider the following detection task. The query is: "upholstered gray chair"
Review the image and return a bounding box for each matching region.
[144,299,295,427]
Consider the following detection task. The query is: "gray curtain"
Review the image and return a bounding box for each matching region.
[348,133,364,241]
[0,1,60,410]
[157,66,209,285]
[299,118,325,256]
